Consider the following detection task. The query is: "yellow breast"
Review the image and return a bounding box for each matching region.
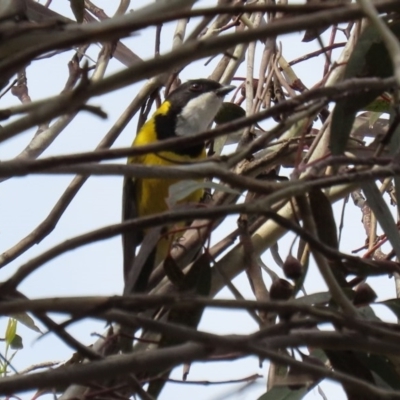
[134,151,205,219]
[129,106,206,219]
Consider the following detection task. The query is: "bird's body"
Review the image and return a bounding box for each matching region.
[131,150,205,218]
[129,101,206,219]
[122,79,235,292]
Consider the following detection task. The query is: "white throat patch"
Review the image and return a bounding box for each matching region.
[175,92,223,136]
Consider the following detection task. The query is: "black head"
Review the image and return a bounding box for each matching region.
[154,79,235,157]
[166,79,234,110]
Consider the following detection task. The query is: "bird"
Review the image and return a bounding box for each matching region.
[122,79,235,293]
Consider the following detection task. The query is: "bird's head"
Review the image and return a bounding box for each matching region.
[154,79,235,141]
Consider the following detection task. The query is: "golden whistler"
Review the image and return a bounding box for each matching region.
[122,79,235,292]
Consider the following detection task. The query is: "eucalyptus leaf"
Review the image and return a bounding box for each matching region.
[5,319,17,347]
[365,97,391,114]
[213,102,246,155]
[9,334,23,350]
[11,313,41,333]
[330,19,400,154]
[167,180,240,206]
[214,102,245,125]
[294,292,331,305]
[361,181,400,260]
[367,111,384,128]
[381,298,400,319]
[70,0,84,23]
[257,386,307,400]
[388,109,400,219]
[357,353,400,389]
[357,305,381,321]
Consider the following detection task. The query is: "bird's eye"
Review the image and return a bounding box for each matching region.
[190,82,202,92]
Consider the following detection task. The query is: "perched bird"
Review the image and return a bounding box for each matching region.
[122,79,235,293]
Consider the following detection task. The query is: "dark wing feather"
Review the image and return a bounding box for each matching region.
[122,177,139,285]
[122,177,161,294]
[125,229,161,293]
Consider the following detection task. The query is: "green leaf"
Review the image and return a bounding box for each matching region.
[357,305,381,321]
[167,180,240,207]
[324,350,376,399]
[212,102,246,155]
[393,173,400,220]
[9,334,23,350]
[361,181,400,260]
[257,386,307,400]
[357,353,400,389]
[381,298,400,319]
[70,0,84,23]
[5,319,17,347]
[11,313,41,333]
[203,181,241,195]
[294,292,331,305]
[365,98,391,113]
[308,189,347,285]
[368,111,384,129]
[309,348,328,365]
[387,110,400,219]
[309,188,338,249]
[330,19,400,155]
[214,102,245,125]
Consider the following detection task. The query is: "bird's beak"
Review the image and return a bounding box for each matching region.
[215,85,236,97]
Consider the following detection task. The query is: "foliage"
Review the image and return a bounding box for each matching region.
[2,0,400,399]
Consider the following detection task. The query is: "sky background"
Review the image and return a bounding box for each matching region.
[0,1,396,399]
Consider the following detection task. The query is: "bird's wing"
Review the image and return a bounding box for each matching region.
[122,176,162,294]
[122,176,139,285]
[125,227,162,294]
